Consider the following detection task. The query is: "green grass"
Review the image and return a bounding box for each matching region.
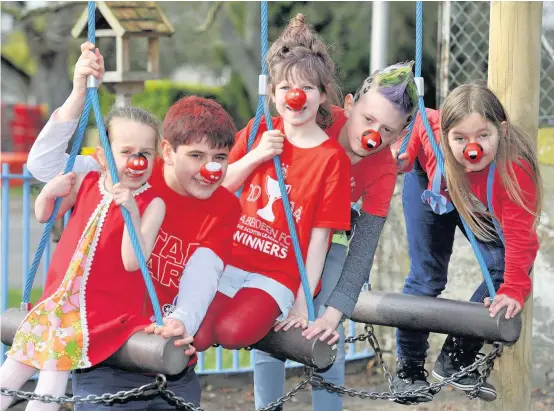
[6,287,43,308]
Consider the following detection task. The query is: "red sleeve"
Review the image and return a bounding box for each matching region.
[313,151,351,230]
[402,114,423,171]
[495,162,538,307]
[361,152,397,217]
[198,191,242,263]
[229,119,253,164]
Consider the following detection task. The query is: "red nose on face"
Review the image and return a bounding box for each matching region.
[361,130,382,151]
[200,162,223,184]
[463,142,484,163]
[126,153,148,175]
[285,88,307,111]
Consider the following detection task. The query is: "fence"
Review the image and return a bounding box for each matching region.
[0,163,373,375]
[437,1,554,126]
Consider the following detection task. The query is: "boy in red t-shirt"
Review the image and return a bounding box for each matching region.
[24,42,241,410]
[192,14,351,352]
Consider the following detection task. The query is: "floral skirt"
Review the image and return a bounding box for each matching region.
[7,210,103,371]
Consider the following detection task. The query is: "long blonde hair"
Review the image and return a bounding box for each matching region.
[441,84,542,242]
[265,13,341,129]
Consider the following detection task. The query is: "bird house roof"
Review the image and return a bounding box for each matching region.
[71,1,174,39]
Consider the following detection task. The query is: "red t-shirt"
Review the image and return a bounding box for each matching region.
[146,158,242,311]
[146,159,242,365]
[229,116,351,292]
[325,106,397,217]
[467,161,538,307]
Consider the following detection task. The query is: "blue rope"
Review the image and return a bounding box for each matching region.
[412,1,496,300]
[237,1,315,321]
[23,2,165,323]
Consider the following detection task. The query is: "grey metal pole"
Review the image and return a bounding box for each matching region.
[370,1,390,73]
[351,291,521,343]
[0,308,189,375]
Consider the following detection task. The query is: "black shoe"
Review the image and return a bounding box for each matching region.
[432,336,497,401]
[391,358,435,405]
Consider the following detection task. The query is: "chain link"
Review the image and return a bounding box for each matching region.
[0,328,503,410]
[0,381,159,405]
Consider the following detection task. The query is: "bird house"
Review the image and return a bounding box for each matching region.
[71,1,174,105]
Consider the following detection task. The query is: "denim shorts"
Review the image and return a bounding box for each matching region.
[218,265,295,321]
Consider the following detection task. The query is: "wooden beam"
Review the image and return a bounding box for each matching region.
[115,36,130,76]
[147,37,160,74]
[95,29,117,38]
[483,2,543,411]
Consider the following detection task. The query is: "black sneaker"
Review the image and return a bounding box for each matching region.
[432,336,497,401]
[391,358,435,405]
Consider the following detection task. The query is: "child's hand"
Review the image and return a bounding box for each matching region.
[302,307,342,345]
[274,305,309,332]
[73,42,105,96]
[254,130,284,163]
[46,172,77,198]
[144,318,196,356]
[484,294,522,319]
[112,183,139,216]
[394,152,412,173]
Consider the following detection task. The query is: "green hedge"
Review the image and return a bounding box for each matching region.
[93,78,252,131]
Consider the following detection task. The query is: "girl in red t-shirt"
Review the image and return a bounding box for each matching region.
[394,84,541,403]
[193,14,351,351]
[441,84,541,316]
[0,45,166,411]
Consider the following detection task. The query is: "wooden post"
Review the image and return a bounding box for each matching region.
[147,37,160,74]
[484,2,543,411]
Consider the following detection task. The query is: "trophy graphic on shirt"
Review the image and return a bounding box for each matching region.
[257,175,291,223]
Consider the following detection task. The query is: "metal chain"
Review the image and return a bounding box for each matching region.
[309,335,503,403]
[468,342,503,399]
[0,332,503,409]
[0,380,159,405]
[345,324,394,391]
[254,367,314,411]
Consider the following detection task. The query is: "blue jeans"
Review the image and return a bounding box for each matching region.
[397,161,506,361]
[253,243,348,411]
[72,365,200,410]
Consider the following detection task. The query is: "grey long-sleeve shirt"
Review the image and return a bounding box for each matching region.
[326,211,386,317]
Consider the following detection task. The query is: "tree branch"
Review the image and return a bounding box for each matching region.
[194,1,223,34]
[1,1,81,22]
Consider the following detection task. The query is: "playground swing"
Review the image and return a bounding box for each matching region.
[0,0,337,377]
[0,0,528,409]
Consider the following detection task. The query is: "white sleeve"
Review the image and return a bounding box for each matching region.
[165,247,224,336]
[27,109,101,182]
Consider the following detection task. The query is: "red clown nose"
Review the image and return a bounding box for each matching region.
[361,130,382,151]
[126,153,148,176]
[285,88,307,111]
[200,162,223,184]
[463,142,484,163]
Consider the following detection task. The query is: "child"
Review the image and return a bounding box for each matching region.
[393,84,541,403]
[22,42,242,411]
[173,13,352,352]
[0,104,165,411]
[249,17,419,411]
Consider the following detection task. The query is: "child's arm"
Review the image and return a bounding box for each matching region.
[274,227,331,331]
[486,163,538,319]
[223,130,284,193]
[35,172,85,223]
[393,113,423,173]
[27,42,103,182]
[114,185,166,272]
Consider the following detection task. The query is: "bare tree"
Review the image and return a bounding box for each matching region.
[1,1,83,115]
